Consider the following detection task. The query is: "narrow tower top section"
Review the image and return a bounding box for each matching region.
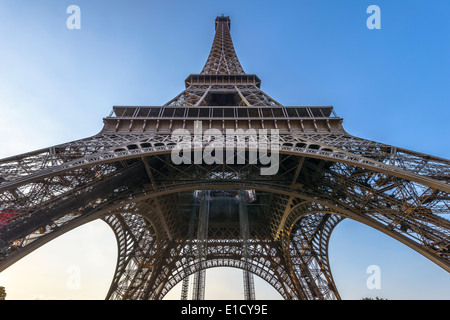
[215,15,231,30]
[201,16,245,75]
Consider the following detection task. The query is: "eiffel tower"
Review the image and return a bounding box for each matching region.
[0,15,449,300]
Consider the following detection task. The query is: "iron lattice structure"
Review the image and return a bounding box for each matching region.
[0,16,449,300]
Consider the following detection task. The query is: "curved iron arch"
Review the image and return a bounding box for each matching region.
[1,138,448,193]
[0,143,448,299]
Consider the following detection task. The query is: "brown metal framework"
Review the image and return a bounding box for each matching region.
[0,15,449,300]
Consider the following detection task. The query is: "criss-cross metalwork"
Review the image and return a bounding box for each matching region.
[0,16,448,300]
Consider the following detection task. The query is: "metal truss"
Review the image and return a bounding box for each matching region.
[0,15,449,300]
[164,84,283,108]
[191,191,209,300]
[201,15,245,75]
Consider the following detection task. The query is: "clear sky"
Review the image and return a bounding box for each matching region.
[0,0,449,300]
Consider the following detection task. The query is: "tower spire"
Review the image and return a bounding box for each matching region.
[201,16,245,75]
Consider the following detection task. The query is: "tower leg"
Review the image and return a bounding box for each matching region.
[282,212,343,300]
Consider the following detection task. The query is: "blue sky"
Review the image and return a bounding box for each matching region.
[0,0,449,299]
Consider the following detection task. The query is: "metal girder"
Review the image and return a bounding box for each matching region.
[1,149,449,274]
[239,190,256,300]
[191,191,210,300]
